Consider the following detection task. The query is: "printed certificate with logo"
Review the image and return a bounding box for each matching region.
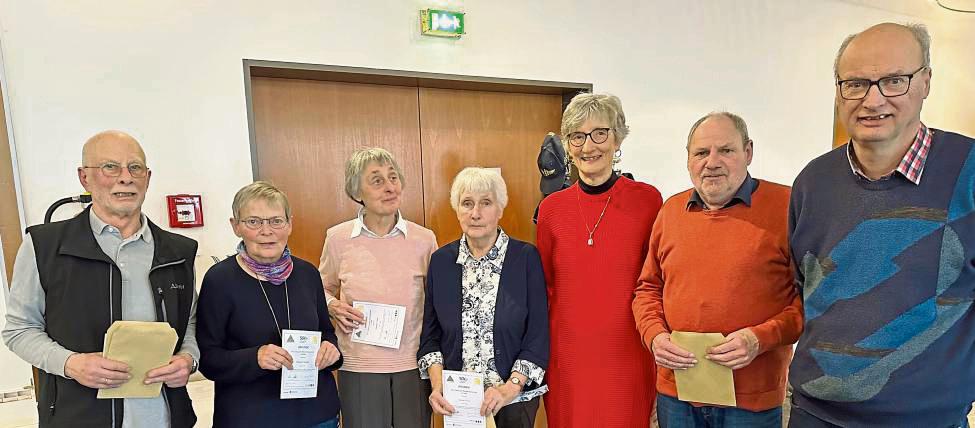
[442,370,486,428]
[280,329,321,399]
[350,301,406,349]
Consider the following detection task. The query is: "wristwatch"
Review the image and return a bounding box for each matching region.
[509,377,522,387]
[189,355,199,374]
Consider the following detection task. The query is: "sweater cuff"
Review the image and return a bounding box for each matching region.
[53,349,76,378]
[642,325,670,353]
[749,324,778,355]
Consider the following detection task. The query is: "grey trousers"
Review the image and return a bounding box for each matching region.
[337,369,432,428]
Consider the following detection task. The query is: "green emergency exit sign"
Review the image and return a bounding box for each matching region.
[420,9,465,38]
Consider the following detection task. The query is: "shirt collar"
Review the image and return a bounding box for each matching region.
[846,122,932,185]
[456,228,509,270]
[687,173,758,210]
[350,207,409,238]
[89,209,152,244]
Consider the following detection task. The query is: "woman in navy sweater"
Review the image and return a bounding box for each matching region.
[197,182,342,427]
[418,168,549,428]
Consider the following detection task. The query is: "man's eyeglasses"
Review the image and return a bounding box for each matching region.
[82,162,149,178]
[566,128,613,147]
[836,66,928,100]
[238,216,289,230]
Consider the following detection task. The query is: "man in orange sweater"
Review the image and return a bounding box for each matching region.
[632,112,803,427]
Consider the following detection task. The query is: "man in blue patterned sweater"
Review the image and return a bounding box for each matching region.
[788,23,975,427]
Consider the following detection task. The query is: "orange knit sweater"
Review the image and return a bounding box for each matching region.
[632,179,802,411]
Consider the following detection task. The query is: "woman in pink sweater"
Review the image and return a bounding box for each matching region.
[319,148,438,428]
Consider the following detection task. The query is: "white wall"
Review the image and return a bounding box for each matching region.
[924,15,975,138]
[0,0,972,259]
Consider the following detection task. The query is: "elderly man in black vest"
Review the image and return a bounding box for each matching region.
[3,130,199,428]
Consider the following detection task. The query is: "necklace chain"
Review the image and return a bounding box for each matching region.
[257,278,291,340]
[576,187,612,246]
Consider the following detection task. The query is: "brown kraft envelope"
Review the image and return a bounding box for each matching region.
[669,331,737,407]
[97,321,178,399]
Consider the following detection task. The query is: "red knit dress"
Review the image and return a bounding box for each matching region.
[536,176,662,428]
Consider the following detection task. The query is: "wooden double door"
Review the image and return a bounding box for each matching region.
[251,76,565,427]
[250,77,563,263]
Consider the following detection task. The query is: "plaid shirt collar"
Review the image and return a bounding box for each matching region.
[847,123,933,185]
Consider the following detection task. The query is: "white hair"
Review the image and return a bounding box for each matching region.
[449,167,508,212]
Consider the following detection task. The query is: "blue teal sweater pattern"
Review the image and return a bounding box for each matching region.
[788,129,975,427]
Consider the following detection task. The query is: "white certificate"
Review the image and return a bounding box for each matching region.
[280,329,321,399]
[442,370,486,428]
[350,301,406,349]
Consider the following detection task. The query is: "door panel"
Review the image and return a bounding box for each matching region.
[418,88,562,246]
[833,106,849,148]
[0,81,22,282]
[251,77,424,263]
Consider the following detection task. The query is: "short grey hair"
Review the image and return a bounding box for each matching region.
[686,112,752,150]
[560,93,629,152]
[834,23,931,77]
[344,148,405,203]
[449,167,509,212]
[232,181,292,220]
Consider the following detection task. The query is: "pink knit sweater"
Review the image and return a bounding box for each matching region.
[319,219,437,373]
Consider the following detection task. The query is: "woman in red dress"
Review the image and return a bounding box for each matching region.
[536,93,662,428]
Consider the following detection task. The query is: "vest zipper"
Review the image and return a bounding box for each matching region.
[106,262,118,427]
[149,259,183,426]
[149,259,186,273]
[108,264,114,321]
[48,378,57,415]
[149,259,184,323]
[157,286,168,322]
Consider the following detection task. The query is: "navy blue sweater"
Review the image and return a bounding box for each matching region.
[418,238,549,390]
[789,129,975,427]
[197,256,341,428]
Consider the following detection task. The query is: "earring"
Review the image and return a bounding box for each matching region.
[613,148,622,165]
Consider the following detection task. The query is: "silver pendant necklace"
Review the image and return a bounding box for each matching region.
[257,278,292,340]
[576,187,612,246]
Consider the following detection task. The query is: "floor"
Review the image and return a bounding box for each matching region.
[1,381,973,427]
[187,380,215,427]
[0,380,214,428]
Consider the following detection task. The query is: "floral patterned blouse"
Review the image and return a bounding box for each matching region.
[419,229,547,404]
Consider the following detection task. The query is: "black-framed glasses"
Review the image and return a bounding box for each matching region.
[238,216,289,230]
[82,162,149,178]
[836,66,927,100]
[566,128,612,147]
